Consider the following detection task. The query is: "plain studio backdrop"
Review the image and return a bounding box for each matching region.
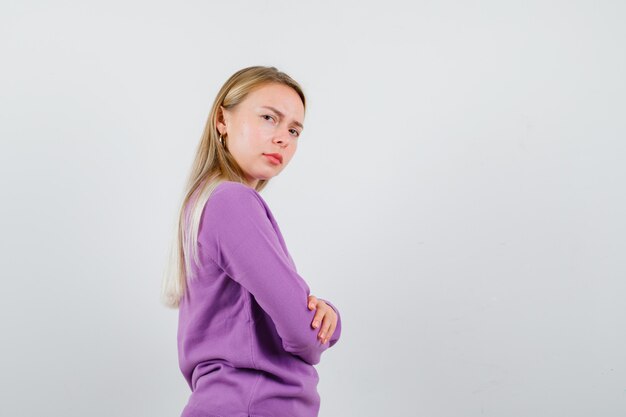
[1,1,625,416]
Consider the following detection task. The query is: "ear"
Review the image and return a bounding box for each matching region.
[216,105,228,136]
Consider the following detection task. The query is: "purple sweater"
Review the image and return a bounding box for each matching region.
[177,181,342,417]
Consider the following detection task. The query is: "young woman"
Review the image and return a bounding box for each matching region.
[161,66,342,417]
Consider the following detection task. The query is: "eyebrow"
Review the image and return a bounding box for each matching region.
[260,106,304,129]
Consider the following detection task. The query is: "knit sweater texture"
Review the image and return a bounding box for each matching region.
[177,181,342,417]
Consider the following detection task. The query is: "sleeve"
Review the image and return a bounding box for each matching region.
[197,184,340,365]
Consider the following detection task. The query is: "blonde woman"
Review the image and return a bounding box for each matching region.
[161,66,342,417]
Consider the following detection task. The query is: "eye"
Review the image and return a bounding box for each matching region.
[261,114,275,122]
[289,129,300,137]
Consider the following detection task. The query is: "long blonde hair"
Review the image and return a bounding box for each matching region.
[160,66,307,309]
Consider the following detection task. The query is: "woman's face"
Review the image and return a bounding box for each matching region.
[217,82,305,188]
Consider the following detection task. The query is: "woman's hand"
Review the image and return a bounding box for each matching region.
[307,295,338,345]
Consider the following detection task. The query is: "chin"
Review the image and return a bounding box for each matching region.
[250,165,282,181]
[254,172,275,181]
[264,167,282,178]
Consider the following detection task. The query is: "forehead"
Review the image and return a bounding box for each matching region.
[243,83,304,118]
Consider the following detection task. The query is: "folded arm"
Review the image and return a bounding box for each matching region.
[197,183,341,365]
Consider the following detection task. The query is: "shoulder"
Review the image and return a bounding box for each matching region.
[212,181,260,200]
[206,181,265,214]
[199,181,272,244]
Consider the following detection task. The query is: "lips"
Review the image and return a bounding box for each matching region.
[264,153,283,164]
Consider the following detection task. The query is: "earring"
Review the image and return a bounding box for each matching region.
[219,134,225,146]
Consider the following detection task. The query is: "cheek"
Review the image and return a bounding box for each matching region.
[238,120,253,138]
[237,125,260,151]
[245,120,271,142]
[285,146,297,162]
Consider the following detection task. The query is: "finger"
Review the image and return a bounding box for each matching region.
[312,299,327,331]
[320,310,337,344]
[311,308,324,329]
[318,312,333,341]
[323,320,337,344]
[308,295,318,310]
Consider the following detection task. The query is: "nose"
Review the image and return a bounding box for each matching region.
[273,130,294,146]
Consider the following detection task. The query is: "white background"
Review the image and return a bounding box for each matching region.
[1,1,625,416]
